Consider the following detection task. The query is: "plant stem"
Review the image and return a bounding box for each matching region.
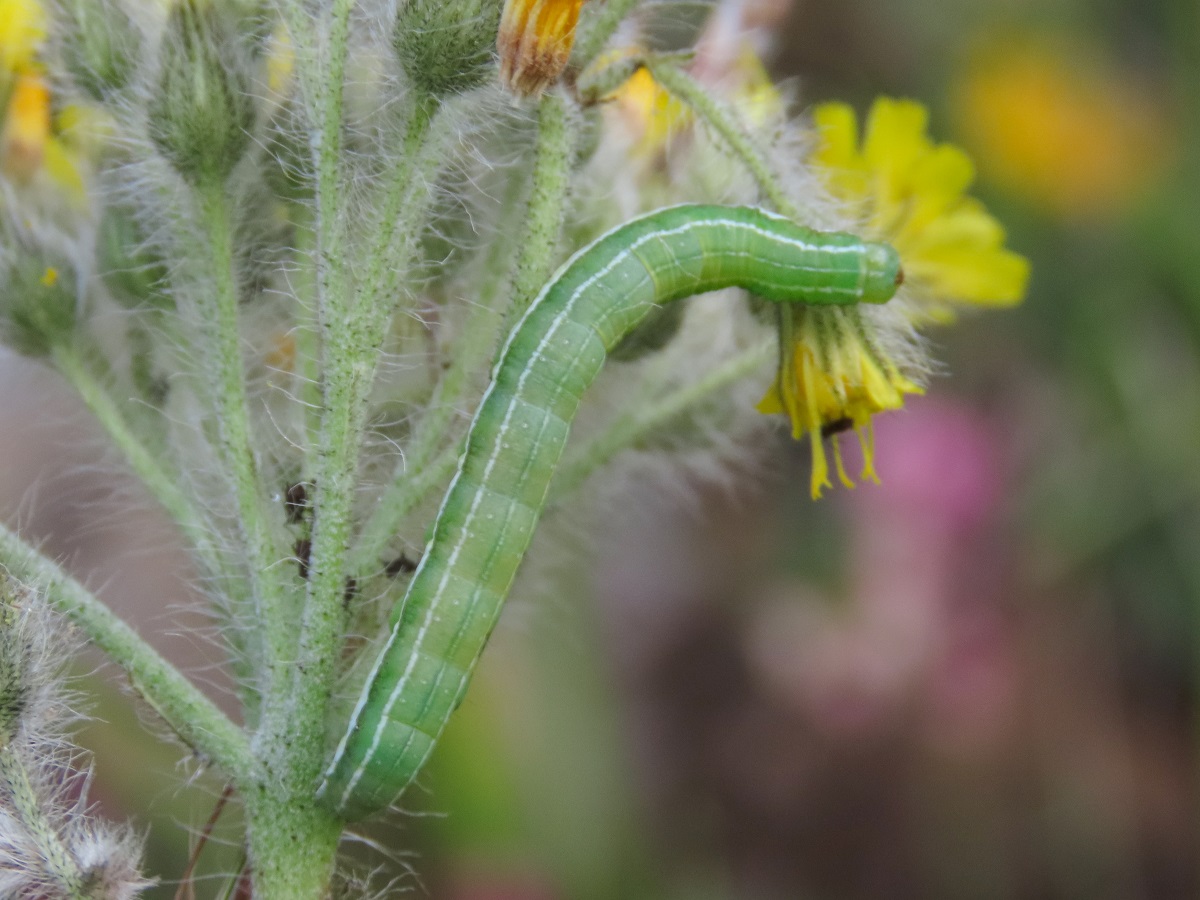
[648,59,800,219]
[353,93,576,573]
[242,789,341,900]
[52,341,265,722]
[0,745,88,898]
[553,339,775,497]
[50,343,212,569]
[288,209,325,482]
[193,182,292,683]
[279,0,356,329]
[0,522,253,779]
[254,100,444,838]
[358,439,462,573]
[573,0,643,69]
[505,89,576,329]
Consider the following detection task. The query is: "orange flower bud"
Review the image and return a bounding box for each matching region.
[497,0,585,96]
[2,70,50,180]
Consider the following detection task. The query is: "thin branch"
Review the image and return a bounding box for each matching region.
[0,523,253,780]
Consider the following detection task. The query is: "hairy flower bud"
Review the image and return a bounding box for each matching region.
[393,0,504,97]
[497,0,585,96]
[56,0,140,102]
[147,0,255,184]
[0,258,77,356]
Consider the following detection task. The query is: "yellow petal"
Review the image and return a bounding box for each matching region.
[755,382,785,415]
[902,203,1030,304]
[812,102,860,171]
[0,0,46,73]
[863,97,930,207]
[903,143,976,232]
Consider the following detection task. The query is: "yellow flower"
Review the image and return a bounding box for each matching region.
[951,38,1170,220]
[759,97,1027,497]
[0,0,45,75]
[613,64,691,158]
[759,306,923,499]
[497,0,585,96]
[812,97,1029,320]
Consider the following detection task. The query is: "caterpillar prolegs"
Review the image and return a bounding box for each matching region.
[317,204,902,820]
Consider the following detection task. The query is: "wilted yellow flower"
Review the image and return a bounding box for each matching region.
[952,39,1170,219]
[497,0,585,96]
[0,0,46,76]
[760,97,1027,497]
[759,306,923,499]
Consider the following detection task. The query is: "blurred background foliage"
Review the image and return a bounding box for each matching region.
[4,0,1200,896]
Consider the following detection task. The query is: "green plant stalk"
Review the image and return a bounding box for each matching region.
[51,339,266,718]
[573,0,643,69]
[353,92,576,573]
[288,208,325,481]
[278,0,356,329]
[649,59,800,220]
[0,522,252,779]
[253,101,444,836]
[553,338,775,497]
[349,301,496,575]
[49,343,213,571]
[241,789,342,900]
[0,745,88,898]
[505,90,576,328]
[193,182,292,689]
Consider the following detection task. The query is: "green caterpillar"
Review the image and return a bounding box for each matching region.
[317,204,902,820]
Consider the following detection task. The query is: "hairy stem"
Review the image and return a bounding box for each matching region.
[353,92,576,573]
[279,0,356,329]
[553,339,775,497]
[0,523,253,779]
[53,340,265,722]
[649,59,800,219]
[504,89,577,329]
[49,344,213,570]
[573,0,643,68]
[242,790,341,900]
[0,745,88,898]
[255,100,444,824]
[193,182,291,685]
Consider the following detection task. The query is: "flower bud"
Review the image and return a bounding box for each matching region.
[147,0,256,184]
[393,0,504,98]
[1,71,52,181]
[56,0,140,103]
[0,257,78,356]
[497,0,585,96]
